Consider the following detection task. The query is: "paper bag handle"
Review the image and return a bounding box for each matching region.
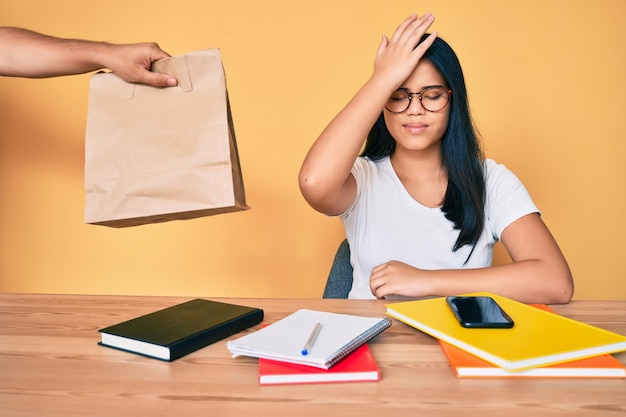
[104,54,195,99]
[151,55,193,92]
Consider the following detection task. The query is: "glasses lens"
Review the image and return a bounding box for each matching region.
[421,87,450,112]
[385,90,410,113]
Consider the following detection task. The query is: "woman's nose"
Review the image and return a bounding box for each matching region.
[406,96,426,115]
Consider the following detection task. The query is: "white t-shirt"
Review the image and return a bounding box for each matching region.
[340,156,538,299]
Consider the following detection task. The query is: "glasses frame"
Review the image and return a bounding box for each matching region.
[385,86,453,114]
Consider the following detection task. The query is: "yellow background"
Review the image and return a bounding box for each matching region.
[1,0,625,299]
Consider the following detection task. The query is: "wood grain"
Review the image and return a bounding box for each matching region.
[1,294,625,417]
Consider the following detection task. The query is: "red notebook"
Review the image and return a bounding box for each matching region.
[439,304,626,378]
[258,343,380,385]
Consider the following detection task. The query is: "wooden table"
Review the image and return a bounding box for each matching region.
[1,294,625,417]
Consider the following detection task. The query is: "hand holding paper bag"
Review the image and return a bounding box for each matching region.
[84,48,249,227]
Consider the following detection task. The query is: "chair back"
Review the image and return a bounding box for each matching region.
[322,239,353,299]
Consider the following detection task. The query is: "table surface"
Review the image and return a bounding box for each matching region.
[1,293,625,417]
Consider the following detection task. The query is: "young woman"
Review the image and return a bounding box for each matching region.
[299,13,573,303]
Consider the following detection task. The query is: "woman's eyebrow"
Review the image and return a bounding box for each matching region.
[396,84,446,92]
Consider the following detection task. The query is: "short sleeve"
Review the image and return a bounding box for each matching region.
[340,157,371,218]
[484,159,539,239]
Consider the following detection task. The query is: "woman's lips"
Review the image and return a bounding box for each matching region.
[404,123,427,134]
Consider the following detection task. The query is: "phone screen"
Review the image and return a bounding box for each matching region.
[446,296,514,328]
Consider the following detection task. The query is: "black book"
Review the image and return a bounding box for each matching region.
[98,298,263,361]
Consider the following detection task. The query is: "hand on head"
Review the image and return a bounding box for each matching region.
[372,13,438,91]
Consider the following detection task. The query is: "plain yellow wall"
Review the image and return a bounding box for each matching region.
[1,0,625,299]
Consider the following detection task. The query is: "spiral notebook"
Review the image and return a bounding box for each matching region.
[227,309,392,369]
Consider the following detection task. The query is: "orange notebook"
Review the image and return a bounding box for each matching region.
[439,340,626,378]
[258,344,380,385]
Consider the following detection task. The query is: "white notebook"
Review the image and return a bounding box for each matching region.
[227,309,392,369]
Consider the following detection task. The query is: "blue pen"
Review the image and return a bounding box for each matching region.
[301,323,321,356]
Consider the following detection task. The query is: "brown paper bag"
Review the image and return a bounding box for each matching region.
[84,48,249,227]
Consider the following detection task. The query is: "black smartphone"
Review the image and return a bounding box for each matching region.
[446,296,514,328]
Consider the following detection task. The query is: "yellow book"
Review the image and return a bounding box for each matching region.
[386,292,626,372]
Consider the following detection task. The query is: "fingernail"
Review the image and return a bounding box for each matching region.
[166,78,178,86]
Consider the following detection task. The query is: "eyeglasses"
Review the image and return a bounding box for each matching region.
[385,86,452,113]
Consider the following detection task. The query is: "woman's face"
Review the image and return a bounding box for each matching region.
[383,59,450,155]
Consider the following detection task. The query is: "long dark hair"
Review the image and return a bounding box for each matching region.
[361,35,485,257]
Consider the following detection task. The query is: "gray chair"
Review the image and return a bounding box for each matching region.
[322,239,353,299]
